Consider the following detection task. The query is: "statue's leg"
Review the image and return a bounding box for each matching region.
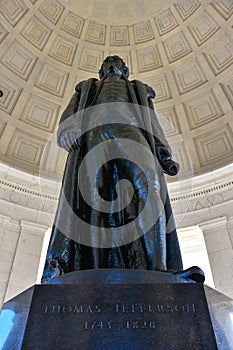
[136,185,167,271]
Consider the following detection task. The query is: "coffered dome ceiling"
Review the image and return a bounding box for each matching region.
[0,0,233,181]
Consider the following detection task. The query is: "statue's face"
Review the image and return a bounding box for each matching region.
[101,56,124,77]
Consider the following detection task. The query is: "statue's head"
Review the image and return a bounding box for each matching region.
[99,55,129,79]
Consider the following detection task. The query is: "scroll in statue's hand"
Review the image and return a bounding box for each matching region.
[156,146,180,176]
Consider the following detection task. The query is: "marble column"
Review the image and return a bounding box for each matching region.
[4,221,49,303]
[199,217,233,298]
[0,215,20,308]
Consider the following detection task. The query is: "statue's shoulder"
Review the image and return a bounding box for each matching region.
[75,78,98,92]
[131,79,155,99]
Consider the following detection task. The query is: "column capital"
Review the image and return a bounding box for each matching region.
[199,217,227,231]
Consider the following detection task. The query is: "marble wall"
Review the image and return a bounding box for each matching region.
[171,163,233,298]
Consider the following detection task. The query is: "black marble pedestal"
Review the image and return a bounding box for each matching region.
[18,270,217,350]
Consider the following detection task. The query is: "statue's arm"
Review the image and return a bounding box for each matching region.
[146,85,180,176]
[57,82,83,151]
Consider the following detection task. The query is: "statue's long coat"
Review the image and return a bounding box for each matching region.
[42,78,183,282]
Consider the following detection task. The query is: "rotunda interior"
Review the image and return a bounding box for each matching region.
[0,0,233,306]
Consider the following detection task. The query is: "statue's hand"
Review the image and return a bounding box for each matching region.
[58,129,80,151]
[156,146,171,161]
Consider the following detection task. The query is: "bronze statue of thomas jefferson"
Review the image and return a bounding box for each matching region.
[42,56,184,282]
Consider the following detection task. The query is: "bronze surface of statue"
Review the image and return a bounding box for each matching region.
[42,56,183,282]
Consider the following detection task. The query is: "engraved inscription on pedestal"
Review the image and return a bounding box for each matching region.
[21,283,217,350]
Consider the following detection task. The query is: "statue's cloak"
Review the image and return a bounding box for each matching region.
[42,78,183,282]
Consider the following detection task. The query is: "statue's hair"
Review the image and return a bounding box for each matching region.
[98,55,129,79]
